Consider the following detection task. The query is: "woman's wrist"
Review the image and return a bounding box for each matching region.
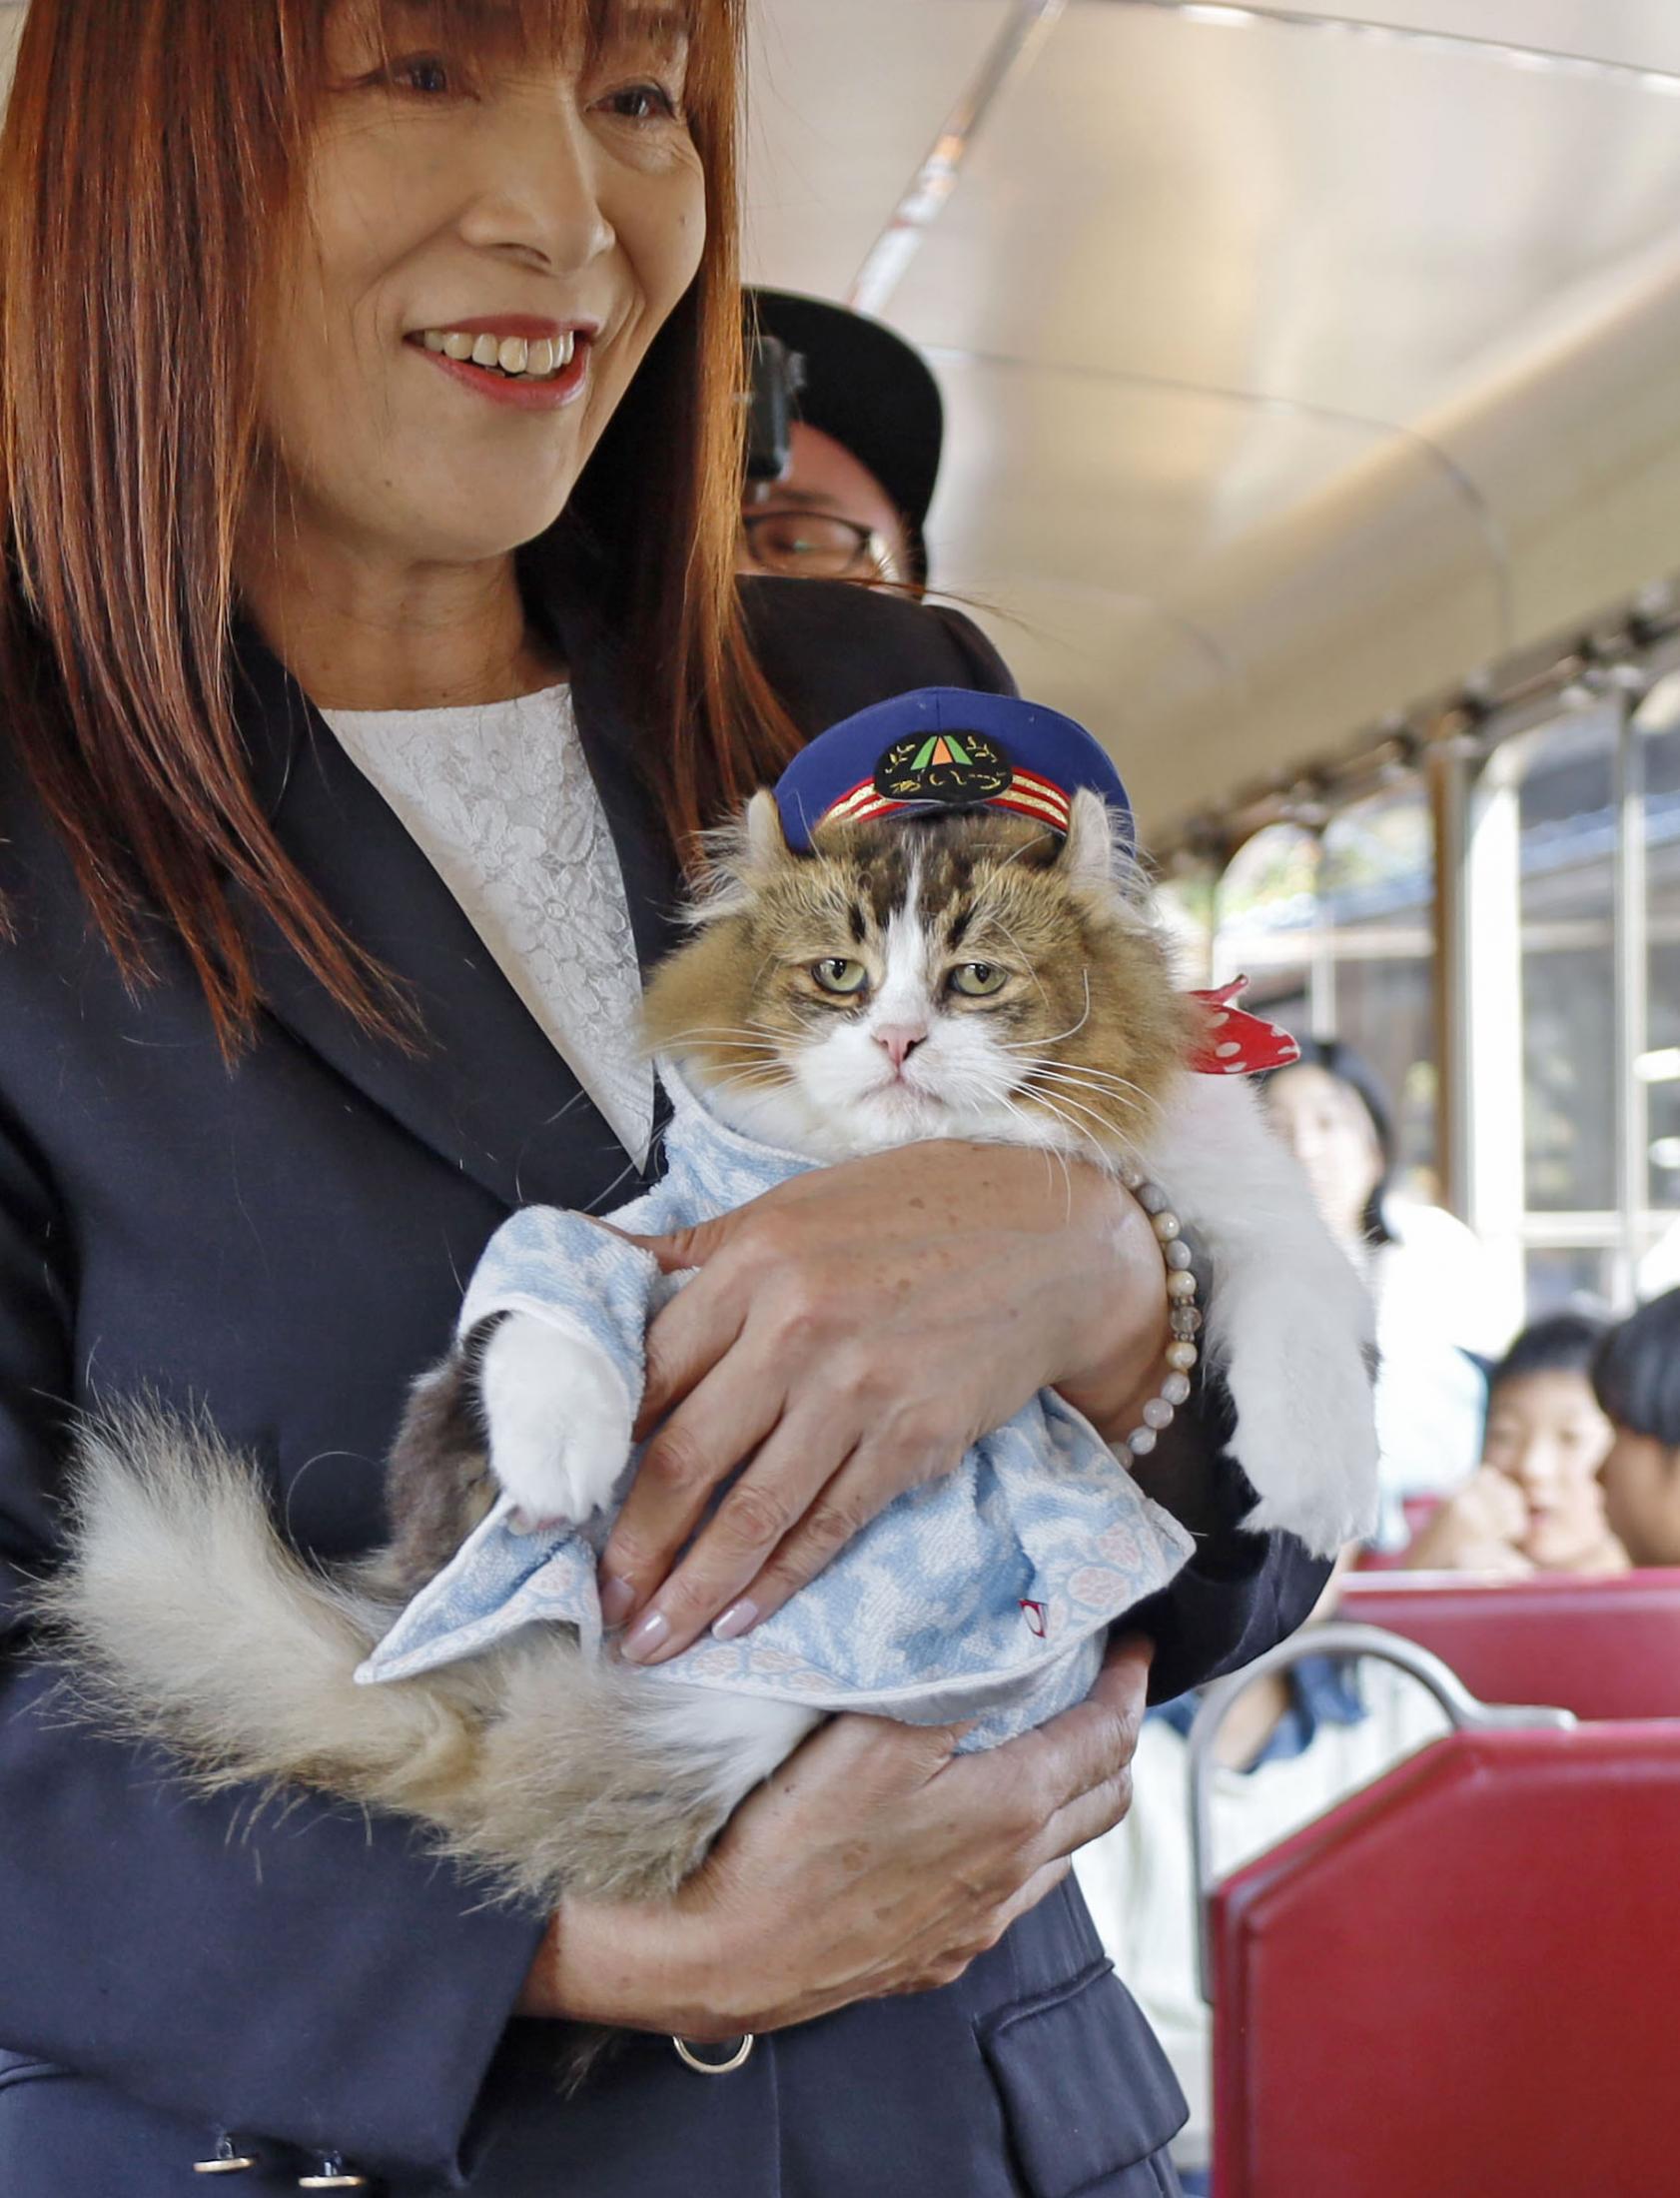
[1053,1172,1173,1439]
[518,1890,751,2040]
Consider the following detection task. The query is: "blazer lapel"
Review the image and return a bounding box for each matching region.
[231,614,668,1217]
[539,595,684,982]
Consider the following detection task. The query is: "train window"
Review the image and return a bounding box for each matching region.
[1636,672,1680,1296]
[1211,796,1438,1194]
[1211,821,1318,1034]
[1155,865,1219,989]
[1513,707,1619,1223]
[1319,782,1437,1196]
[1462,701,1621,1312]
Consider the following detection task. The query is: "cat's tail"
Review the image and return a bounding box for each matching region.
[31,1401,492,1821]
[32,1402,820,1905]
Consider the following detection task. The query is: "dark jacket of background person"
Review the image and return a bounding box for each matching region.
[0,571,1329,2194]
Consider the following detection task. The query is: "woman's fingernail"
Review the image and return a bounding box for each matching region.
[598,1576,637,1628]
[620,1609,670,1663]
[712,1599,759,1642]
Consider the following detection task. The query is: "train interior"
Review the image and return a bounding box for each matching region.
[7,2,1677,2189]
[748,7,1680,2189]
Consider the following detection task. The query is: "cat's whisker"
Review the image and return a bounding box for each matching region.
[1021,1076,1145,1125]
[1015,1089,1111,1169]
[702,1063,788,1094]
[1013,1058,1145,1111]
[976,909,1054,1010]
[1016,1056,1152,1109]
[1018,1081,1128,1155]
[1002,972,1093,1051]
[992,1091,1078,1208]
[659,1023,783,1049]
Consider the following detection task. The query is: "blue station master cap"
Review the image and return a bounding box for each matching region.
[773,687,1134,854]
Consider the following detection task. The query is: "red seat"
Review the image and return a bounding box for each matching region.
[1352,1495,1443,1570]
[1209,1717,1680,2197]
[1338,1568,1680,1720]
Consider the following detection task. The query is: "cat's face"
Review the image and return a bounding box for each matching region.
[642,789,1196,1163]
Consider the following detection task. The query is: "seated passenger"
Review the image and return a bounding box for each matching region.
[1593,1290,1680,1567]
[1074,1557,1448,2195]
[1403,1314,1625,1576]
[1263,1041,1516,1536]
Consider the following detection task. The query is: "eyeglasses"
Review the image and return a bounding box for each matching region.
[737,509,890,582]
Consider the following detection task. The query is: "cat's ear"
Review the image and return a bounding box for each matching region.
[1058,788,1123,891]
[686,790,797,924]
[745,788,795,871]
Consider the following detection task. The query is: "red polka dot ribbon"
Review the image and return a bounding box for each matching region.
[1185,977,1300,1077]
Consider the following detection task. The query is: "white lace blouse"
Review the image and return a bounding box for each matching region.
[322,683,655,1164]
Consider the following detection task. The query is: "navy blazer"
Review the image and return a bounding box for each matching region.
[0,573,1328,2194]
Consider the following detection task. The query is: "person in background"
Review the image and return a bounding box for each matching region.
[1593,1290,1680,1566]
[736,288,940,588]
[1263,1039,1513,1534]
[1402,1315,1624,1575]
[1074,1552,1448,2195]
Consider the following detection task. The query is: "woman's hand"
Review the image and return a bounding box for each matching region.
[595,1140,1171,1661]
[1402,1468,1534,1576]
[517,1635,1153,2033]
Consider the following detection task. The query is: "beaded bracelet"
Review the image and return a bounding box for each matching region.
[1113,1163,1202,1473]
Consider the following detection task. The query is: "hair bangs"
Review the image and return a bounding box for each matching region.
[344,0,707,74]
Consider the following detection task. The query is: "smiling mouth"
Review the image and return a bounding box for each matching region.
[416,327,582,383]
[407,321,598,412]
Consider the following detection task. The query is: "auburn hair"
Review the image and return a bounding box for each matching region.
[0,0,798,1052]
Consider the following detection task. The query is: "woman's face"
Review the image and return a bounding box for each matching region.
[254,0,705,571]
[1599,1428,1680,1568]
[1481,1370,1614,1569]
[1264,1064,1384,1240]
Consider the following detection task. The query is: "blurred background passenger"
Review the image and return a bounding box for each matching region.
[1264,1040,1509,1534]
[736,289,941,589]
[1403,1315,1623,1575]
[1074,1552,1447,2195]
[1593,1291,1680,1568]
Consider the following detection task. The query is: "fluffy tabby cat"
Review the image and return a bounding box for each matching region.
[43,790,1376,1909]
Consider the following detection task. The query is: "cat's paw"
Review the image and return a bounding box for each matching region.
[478,1314,635,1529]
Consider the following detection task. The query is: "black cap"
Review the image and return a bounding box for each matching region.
[746,288,944,585]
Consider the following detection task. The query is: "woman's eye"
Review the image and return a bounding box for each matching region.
[601,82,681,122]
[949,963,1008,997]
[388,54,455,97]
[812,958,868,996]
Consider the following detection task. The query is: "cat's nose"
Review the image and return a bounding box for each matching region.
[875,1023,928,1070]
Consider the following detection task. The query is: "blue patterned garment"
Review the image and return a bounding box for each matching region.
[359,1067,1196,1749]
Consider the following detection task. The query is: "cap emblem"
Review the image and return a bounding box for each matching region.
[873,728,1015,807]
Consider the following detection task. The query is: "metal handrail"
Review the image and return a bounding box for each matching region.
[1187,1620,1575,2002]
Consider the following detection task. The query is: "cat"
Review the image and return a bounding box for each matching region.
[42,784,1377,1913]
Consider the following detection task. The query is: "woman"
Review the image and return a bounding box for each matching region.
[0,4,1328,2192]
[1264,1040,1513,1529]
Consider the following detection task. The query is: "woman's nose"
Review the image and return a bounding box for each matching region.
[456,99,616,275]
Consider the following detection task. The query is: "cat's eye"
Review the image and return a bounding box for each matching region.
[812,957,869,996]
[949,962,1009,997]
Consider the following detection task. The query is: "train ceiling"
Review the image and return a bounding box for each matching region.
[6,4,1680,833]
[744,0,1680,832]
